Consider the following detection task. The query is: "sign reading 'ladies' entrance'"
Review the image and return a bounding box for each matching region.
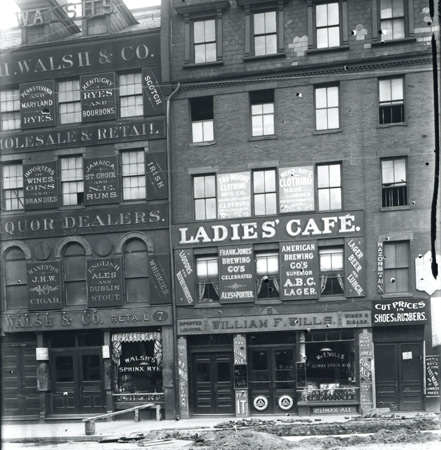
[20,80,56,129]
[372,299,429,326]
[23,161,58,209]
[87,258,123,307]
[84,156,119,205]
[80,73,117,122]
[27,261,62,311]
[279,166,315,212]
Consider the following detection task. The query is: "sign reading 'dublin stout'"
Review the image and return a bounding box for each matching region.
[23,161,58,210]
[20,80,56,129]
[279,166,314,212]
[143,67,165,116]
[217,172,251,219]
[27,261,62,311]
[87,258,123,308]
[84,156,119,205]
[80,73,117,122]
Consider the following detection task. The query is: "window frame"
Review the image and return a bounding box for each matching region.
[319,246,345,297]
[192,18,217,64]
[58,79,81,125]
[63,242,87,307]
[381,157,408,208]
[378,77,405,125]
[190,96,214,143]
[255,251,280,299]
[124,238,149,304]
[3,246,28,310]
[2,162,24,211]
[0,89,20,132]
[195,255,220,303]
[119,72,143,118]
[314,84,340,131]
[252,168,277,216]
[250,90,275,137]
[252,9,278,57]
[193,174,217,221]
[60,155,84,207]
[120,150,147,201]
[316,162,342,211]
[315,2,341,49]
[383,240,410,294]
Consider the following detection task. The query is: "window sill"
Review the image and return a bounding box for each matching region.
[255,299,282,305]
[377,122,407,128]
[244,52,286,62]
[249,135,278,141]
[319,296,346,302]
[372,37,417,47]
[297,400,359,406]
[189,141,217,147]
[313,128,342,135]
[380,205,411,212]
[120,200,147,205]
[306,45,349,55]
[381,293,413,299]
[184,60,224,69]
[194,302,221,308]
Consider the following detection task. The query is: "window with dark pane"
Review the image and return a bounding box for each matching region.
[381,158,407,207]
[4,247,27,310]
[191,97,214,143]
[256,252,279,299]
[379,78,404,124]
[250,90,274,137]
[253,169,277,216]
[384,241,409,293]
[193,174,217,220]
[63,243,87,306]
[124,239,149,303]
[319,247,344,296]
[196,256,219,303]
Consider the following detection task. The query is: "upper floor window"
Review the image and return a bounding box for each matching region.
[119,73,143,118]
[250,90,275,137]
[319,247,344,296]
[317,163,342,211]
[63,243,87,306]
[194,19,217,63]
[379,78,404,124]
[315,85,339,130]
[253,11,277,56]
[316,2,340,48]
[194,174,217,220]
[58,80,81,125]
[121,150,146,201]
[380,0,405,41]
[191,97,214,143]
[2,163,24,211]
[384,241,409,293]
[256,252,279,299]
[61,156,84,206]
[253,169,277,216]
[124,239,149,303]
[0,89,20,131]
[4,247,27,310]
[196,256,219,303]
[381,158,407,207]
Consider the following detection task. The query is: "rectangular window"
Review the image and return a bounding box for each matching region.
[119,72,143,118]
[191,97,214,143]
[0,89,20,131]
[315,86,339,130]
[253,169,277,216]
[58,80,81,124]
[61,156,84,206]
[194,174,217,220]
[379,78,404,124]
[319,247,344,296]
[253,11,277,56]
[194,19,216,64]
[381,158,407,207]
[121,150,146,200]
[2,163,24,211]
[250,90,274,137]
[256,252,280,299]
[316,2,340,48]
[196,256,219,303]
[317,163,342,211]
[380,0,405,41]
[384,241,409,293]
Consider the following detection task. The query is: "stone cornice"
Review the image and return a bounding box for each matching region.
[175,0,231,16]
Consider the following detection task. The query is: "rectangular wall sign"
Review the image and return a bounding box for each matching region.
[84,156,119,205]
[20,80,56,129]
[80,72,117,122]
[217,172,251,219]
[279,166,315,212]
[87,258,123,308]
[23,161,58,209]
[143,67,165,116]
[27,261,62,311]
[372,299,429,326]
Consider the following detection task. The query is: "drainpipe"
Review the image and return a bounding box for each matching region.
[166,82,180,419]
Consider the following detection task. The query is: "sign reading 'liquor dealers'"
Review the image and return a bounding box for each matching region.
[175,249,195,305]
[20,80,56,129]
[372,299,429,326]
[280,241,319,299]
[345,238,365,297]
[87,258,123,308]
[219,246,254,302]
[80,73,117,123]
[84,156,119,205]
[27,261,62,311]
[217,172,251,219]
[23,161,58,210]
[279,166,314,212]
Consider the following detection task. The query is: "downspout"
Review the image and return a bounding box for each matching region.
[166,82,180,418]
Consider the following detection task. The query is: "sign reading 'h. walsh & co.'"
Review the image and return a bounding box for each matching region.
[20,80,56,129]
[23,161,58,210]
[372,299,429,326]
[84,156,119,205]
[81,73,117,123]
[87,258,123,308]
[27,262,62,311]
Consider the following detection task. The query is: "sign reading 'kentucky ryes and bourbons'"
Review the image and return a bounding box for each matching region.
[20,80,56,129]
[87,258,123,308]
[84,156,119,205]
[81,73,117,122]
[27,261,62,311]
[23,161,58,210]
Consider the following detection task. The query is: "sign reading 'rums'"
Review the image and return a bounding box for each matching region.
[87,258,123,308]
[20,80,56,129]
[81,73,117,122]
[27,262,62,311]
[84,156,119,204]
[372,299,429,326]
[23,161,58,209]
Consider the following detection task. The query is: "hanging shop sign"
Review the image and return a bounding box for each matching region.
[20,80,56,129]
[23,161,58,210]
[279,166,314,212]
[146,152,168,200]
[425,355,440,397]
[233,334,247,365]
[80,72,117,122]
[219,246,254,302]
[372,299,429,326]
[84,156,119,205]
[217,172,251,219]
[345,238,365,297]
[143,67,165,116]
[358,329,374,412]
[175,249,195,305]
[377,242,384,294]
[177,337,190,415]
[27,261,62,311]
[87,257,123,308]
[280,241,319,300]
[236,390,249,416]
[148,254,171,304]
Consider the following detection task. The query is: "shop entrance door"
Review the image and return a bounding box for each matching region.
[191,353,234,415]
[249,347,296,414]
[52,349,104,414]
[375,342,424,411]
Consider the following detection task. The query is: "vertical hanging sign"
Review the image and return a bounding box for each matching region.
[279,166,315,212]
[359,329,374,413]
[148,254,171,304]
[20,80,56,129]
[175,249,195,305]
[23,161,58,210]
[87,258,123,308]
[142,67,165,116]
[377,242,384,294]
[27,261,62,311]
[426,355,440,397]
[345,238,365,297]
[146,152,168,200]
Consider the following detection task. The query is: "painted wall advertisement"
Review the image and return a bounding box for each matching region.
[279,166,314,212]
[148,254,171,304]
[175,249,195,306]
[146,152,168,200]
[84,156,119,205]
[177,337,189,418]
[20,80,56,129]
[358,329,374,412]
[345,238,365,297]
[143,67,165,116]
[80,72,117,123]
[280,241,319,300]
[372,299,429,326]
[426,355,440,397]
[377,242,384,294]
[217,172,251,219]
[23,161,58,210]
[87,258,123,308]
[219,246,254,302]
[27,261,62,311]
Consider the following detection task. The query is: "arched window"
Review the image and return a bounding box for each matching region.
[4,247,27,310]
[63,243,86,306]
[124,239,149,303]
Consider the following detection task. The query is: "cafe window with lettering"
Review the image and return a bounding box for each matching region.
[253,169,277,216]
[256,252,279,299]
[196,256,219,303]
[119,73,143,118]
[319,247,344,296]
[193,174,217,220]
[121,150,146,200]
[61,156,84,206]
[2,163,24,211]
[303,330,356,402]
[0,89,20,131]
[58,80,81,124]
[3,247,28,310]
[63,243,87,307]
[124,239,149,303]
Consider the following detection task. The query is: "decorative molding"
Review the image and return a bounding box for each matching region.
[175,0,230,15]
